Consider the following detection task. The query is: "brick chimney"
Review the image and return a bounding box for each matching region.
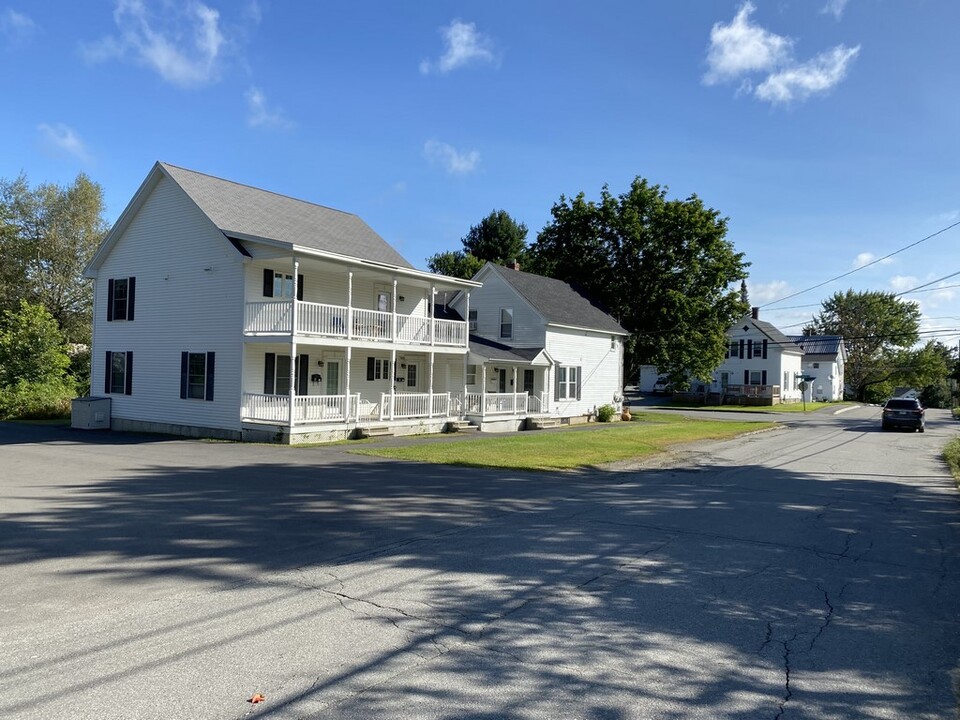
[510,259,521,271]
[751,307,759,320]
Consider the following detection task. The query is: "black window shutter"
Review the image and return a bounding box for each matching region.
[367,356,375,381]
[762,339,768,359]
[107,279,115,321]
[747,340,753,359]
[762,370,768,386]
[180,352,189,399]
[297,354,309,395]
[125,351,133,395]
[264,353,276,394]
[739,339,744,358]
[725,345,730,359]
[105,351,112,393]
[576,367,582,401]
[205,352,216,401]
[263,269,274,297]
[744,369,750,385]
[127,277,136,321]
[297,274,304,301]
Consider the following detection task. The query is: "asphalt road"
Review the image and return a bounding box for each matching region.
[1,407,958,719]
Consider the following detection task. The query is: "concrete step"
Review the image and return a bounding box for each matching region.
[359,426,393,439]
[525,417,562,430]
[446,420,479,433]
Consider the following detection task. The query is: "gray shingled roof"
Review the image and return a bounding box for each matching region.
[739,315,802,353]
[469,335,547,363]
[787,335,844,356]
[484,263,628,335]
[161,162,414,268]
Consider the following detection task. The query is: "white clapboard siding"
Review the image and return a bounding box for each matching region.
[90,175,244,431]
[545,328,623,416]
[451,270,546,347]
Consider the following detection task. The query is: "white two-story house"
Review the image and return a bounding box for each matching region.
[449,262,628,430]
[84,162,480,443]
[709,308,803,403]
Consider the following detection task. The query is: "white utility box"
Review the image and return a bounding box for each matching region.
[71,397,111,430]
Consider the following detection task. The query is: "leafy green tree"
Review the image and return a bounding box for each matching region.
[426,250,485,279]
[0,173,108,344]
[527,177,750,386]
[426,209,528,279]
[804,290,923,401]
[0,300,71,386]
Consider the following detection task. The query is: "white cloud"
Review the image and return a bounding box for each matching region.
[424,140,480,175]
[851,251,894,270]
[821,0,851,20]
[37,123,91,162]
[245,86,292,129]
[755,45,860,104]
[1,7,37,46]
[749,279,792,305]
[420,19,497,75]
[704,2,860,105]
[82,0,226,88]
[889,275,918,292]
[704,2,792,85]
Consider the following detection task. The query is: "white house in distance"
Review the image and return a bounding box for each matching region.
[709,308,804,403]
[449,262,629,430]
[84,161,481,443]
[786,335,846,401]
[637,308,804,404]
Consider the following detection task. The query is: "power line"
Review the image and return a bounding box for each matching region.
[767,283,960,311]
[759,218,960,308]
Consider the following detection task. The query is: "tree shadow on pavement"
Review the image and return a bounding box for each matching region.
[1,423,959,719]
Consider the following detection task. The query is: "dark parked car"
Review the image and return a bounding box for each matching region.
[881,397,925,432]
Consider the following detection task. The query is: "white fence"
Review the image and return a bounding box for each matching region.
[463,392,530,416]
[245,301,292,334]
[243,392,452,425]
[379,392,450,420]
[297,302,348,337]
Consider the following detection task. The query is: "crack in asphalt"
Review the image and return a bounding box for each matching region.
[773,633,798,720]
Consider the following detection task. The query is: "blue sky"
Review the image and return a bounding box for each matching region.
[3,1,958,345]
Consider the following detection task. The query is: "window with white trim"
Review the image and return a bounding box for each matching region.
[466,364,477,384]
[104,350,132,395]
[366,356,390,381]
[180,352,215,401]
[107,277,135,321]
[499,308,513,339]
[557,366,579,400]
[750,371,762,385]
[468,310,477,331]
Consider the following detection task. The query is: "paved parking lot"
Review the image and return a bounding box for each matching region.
[2,410,959,719]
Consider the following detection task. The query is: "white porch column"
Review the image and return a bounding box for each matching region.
[390,347,397,420]
[347,271,353,340]
[430,285,436,347]
[428,351,435,417]
[464,291,471,349]
[391,278,398,342]
[480,362,486,417]
[345,346,352,420]
[289,258,299,428]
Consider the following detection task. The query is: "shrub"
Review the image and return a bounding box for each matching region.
[0,378,76,420]
[952,407,960,420]
[596,404,617,422]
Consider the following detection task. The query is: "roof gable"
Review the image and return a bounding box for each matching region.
[729,315,803,355]
[478,263,627,335]
[159,163,413,267]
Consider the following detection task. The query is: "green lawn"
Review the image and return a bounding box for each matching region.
[944,437,960,483]
[351,412,776,471]
[654,401,853,414]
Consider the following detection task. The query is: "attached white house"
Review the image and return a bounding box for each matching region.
[84,162,481,443]
[448,262,629,430]
[786,335,846,401]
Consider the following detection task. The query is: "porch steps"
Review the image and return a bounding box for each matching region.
[446,420,479,433]
[525,417,562,431]
[359,425,394,439]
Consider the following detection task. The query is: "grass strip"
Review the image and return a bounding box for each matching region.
[944,437,960,483]
[351,413,776,471]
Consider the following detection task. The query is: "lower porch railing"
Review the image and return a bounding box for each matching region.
[242,390,549,426]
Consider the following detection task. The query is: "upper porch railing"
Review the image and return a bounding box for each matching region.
[244,300,467,348]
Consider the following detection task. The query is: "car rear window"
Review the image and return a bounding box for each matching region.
[885,399,920,410]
